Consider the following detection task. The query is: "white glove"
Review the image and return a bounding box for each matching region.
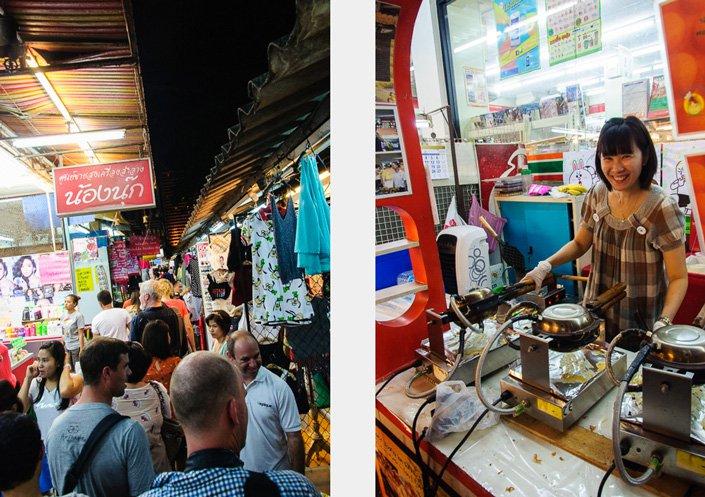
[653,318,670,331]
[524,260,552,290]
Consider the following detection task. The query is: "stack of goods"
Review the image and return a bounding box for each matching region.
[494,176,525,196]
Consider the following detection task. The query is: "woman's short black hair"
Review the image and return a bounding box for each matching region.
[125,341,152,383]
[595,116,658,190]
[0,412,42,491]
[142,319,172,360]
[205,310,232,333]
[0,380,22,413]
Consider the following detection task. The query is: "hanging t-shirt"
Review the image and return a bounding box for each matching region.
[242,215,313,325]
[295,154,330,275]
[207,273,231,300]
[187,258,202,298]
[271,196,304,283]
[227,226,251,271]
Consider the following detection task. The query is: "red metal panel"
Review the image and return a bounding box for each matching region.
[376,0,447,380]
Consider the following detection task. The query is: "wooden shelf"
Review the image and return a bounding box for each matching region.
[375,239,420,256]
[375,282,428,305]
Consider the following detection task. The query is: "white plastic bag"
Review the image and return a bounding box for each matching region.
[443,195,467,229]
[426,381,499,442]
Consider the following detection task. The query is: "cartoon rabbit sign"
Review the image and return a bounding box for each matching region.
[563,149,598,188]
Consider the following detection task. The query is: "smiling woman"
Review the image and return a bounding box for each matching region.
[524,116,688,344]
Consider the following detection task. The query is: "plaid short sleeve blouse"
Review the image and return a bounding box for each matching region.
[580,183,684,334]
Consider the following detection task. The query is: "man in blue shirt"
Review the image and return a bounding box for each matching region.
[140,352,320,497]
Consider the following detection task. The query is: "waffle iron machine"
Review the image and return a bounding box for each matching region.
[607,324,705,486]
[405,276,565,398]
[474,283,628,431]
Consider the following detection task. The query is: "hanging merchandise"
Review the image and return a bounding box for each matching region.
[186,256,202,298]
[443,195,467,229]
[226,225,251,272]
[295,154,330,275]
[272,195,304,283]
[206,272,231,301]
[243,213,314,325]
[285,297,330,361]
[208,232,230,271]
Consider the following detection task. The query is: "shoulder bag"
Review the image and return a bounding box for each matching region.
[149,381,187,470]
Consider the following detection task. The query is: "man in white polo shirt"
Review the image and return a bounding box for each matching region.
[91,290,131,341]
[227,331,305,474]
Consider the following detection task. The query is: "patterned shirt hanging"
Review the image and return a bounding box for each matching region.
[242,214,314,325]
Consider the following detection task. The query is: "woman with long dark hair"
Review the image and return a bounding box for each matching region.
[17,341,82,494]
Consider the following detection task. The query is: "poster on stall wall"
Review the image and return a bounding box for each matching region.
[195,241,214,349]
[463,67,488,106]
[546,0,601,66]
[493,0,540,80]
[71,237,98,262]
[685,153,705,252]
[71,237,111,323]
[475,143,520,208]
[38,252,71,286]
[658,0,705,139]
[108,240,140,285]
[375,2,400,104]
[563,149,599,188]
[622,79,650,119]
[422,146,450,180]
[648,75,670,119]
[376,108,401,152]
[660,141,705,217]
[128,234,161,257]
[208,232,231,271]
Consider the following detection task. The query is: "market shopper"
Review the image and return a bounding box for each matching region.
[0,412,89,497]
[131,280,185,357]
[113,341,172,472]
[92,290,132,341]
[139,352,320,497]
[206,310,231,356]
[0,379,21,412]
[227,331,305,474]
[142,319,181,392]
[61,294,85,368]
[523,116,688,342]
[157,278,196,352]
[47,337,154,497]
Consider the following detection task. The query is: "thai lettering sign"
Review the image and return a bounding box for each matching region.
[53,159,155,216]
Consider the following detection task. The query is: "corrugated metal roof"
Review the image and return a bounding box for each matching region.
[173,0,329,250]
[0,0,149,179]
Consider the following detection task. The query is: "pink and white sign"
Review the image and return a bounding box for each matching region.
[109,240,140,284]
[53,158,155,216]
[128,234,161,257]
[38,251,71,285]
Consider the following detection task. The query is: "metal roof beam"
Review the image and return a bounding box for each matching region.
[0,56,136,77]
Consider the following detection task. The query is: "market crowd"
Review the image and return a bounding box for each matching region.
[0,276,321,497]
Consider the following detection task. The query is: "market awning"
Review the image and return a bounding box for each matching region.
[0,0,149,196]
[172,0,329,251]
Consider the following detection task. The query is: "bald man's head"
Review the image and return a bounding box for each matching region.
[227,331,262,383]
[170,352,246,445]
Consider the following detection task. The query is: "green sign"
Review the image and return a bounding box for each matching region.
[11,337,26,350]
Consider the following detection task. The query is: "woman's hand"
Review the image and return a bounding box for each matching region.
[26,360,39,379]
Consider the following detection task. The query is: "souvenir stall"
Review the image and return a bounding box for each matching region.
[376,0,705,495]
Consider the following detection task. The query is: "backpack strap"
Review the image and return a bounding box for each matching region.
[62,412,128,494]
[149,381,168,417]
[244,471,282,497]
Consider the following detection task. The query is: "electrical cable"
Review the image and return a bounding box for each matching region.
[429,392,512,497]
[411,396,436,497]
[612,342,662,486]
[597,461,616,497]
[376,359,422,396]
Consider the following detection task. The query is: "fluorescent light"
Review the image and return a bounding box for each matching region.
[453,36,487,54]
[416,119,430,129]
[503,1,576,35]
[603,16,654,42]
[12,129,126,148]
[551,127,599,139]
[632,43,661,57]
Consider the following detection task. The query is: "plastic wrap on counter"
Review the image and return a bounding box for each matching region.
[511,345,624,399]
[621,381,705,445]
[426,381,499,442]
[422,319,534,357]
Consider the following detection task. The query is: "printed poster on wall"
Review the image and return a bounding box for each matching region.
[546,0,601,66]
[464,66,488,106]
[375,108,401,152]
[660,141,705,218]
[75,267,94,292]
[648,75,670,119]
[375,2,400,104]
[563,149,599,188]
[685,153,705,252]
[622,79,650,119]
[38,251,71,286]
[658,0,705,139]
[493,0,540,80]
[476,143,520,208]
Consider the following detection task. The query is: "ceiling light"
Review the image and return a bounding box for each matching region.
[603,16,654,42]
[12,129,126,148]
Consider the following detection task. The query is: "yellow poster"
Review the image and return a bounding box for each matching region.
[75,267,94,292]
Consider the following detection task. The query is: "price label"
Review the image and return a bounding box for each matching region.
[536,398,563,420]
[676,451,705,476]
[11,337,26,350]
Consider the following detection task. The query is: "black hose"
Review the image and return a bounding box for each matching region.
[376,359,422,396]
[597,461,616,497]
[429,392,512,497]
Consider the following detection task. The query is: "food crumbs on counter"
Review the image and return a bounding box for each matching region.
[497,469,503,475]
[589,425,596,432]
[533,454,542,464]
[551,452,556,457]
[506,486,515,493]
[559,456,564,461]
